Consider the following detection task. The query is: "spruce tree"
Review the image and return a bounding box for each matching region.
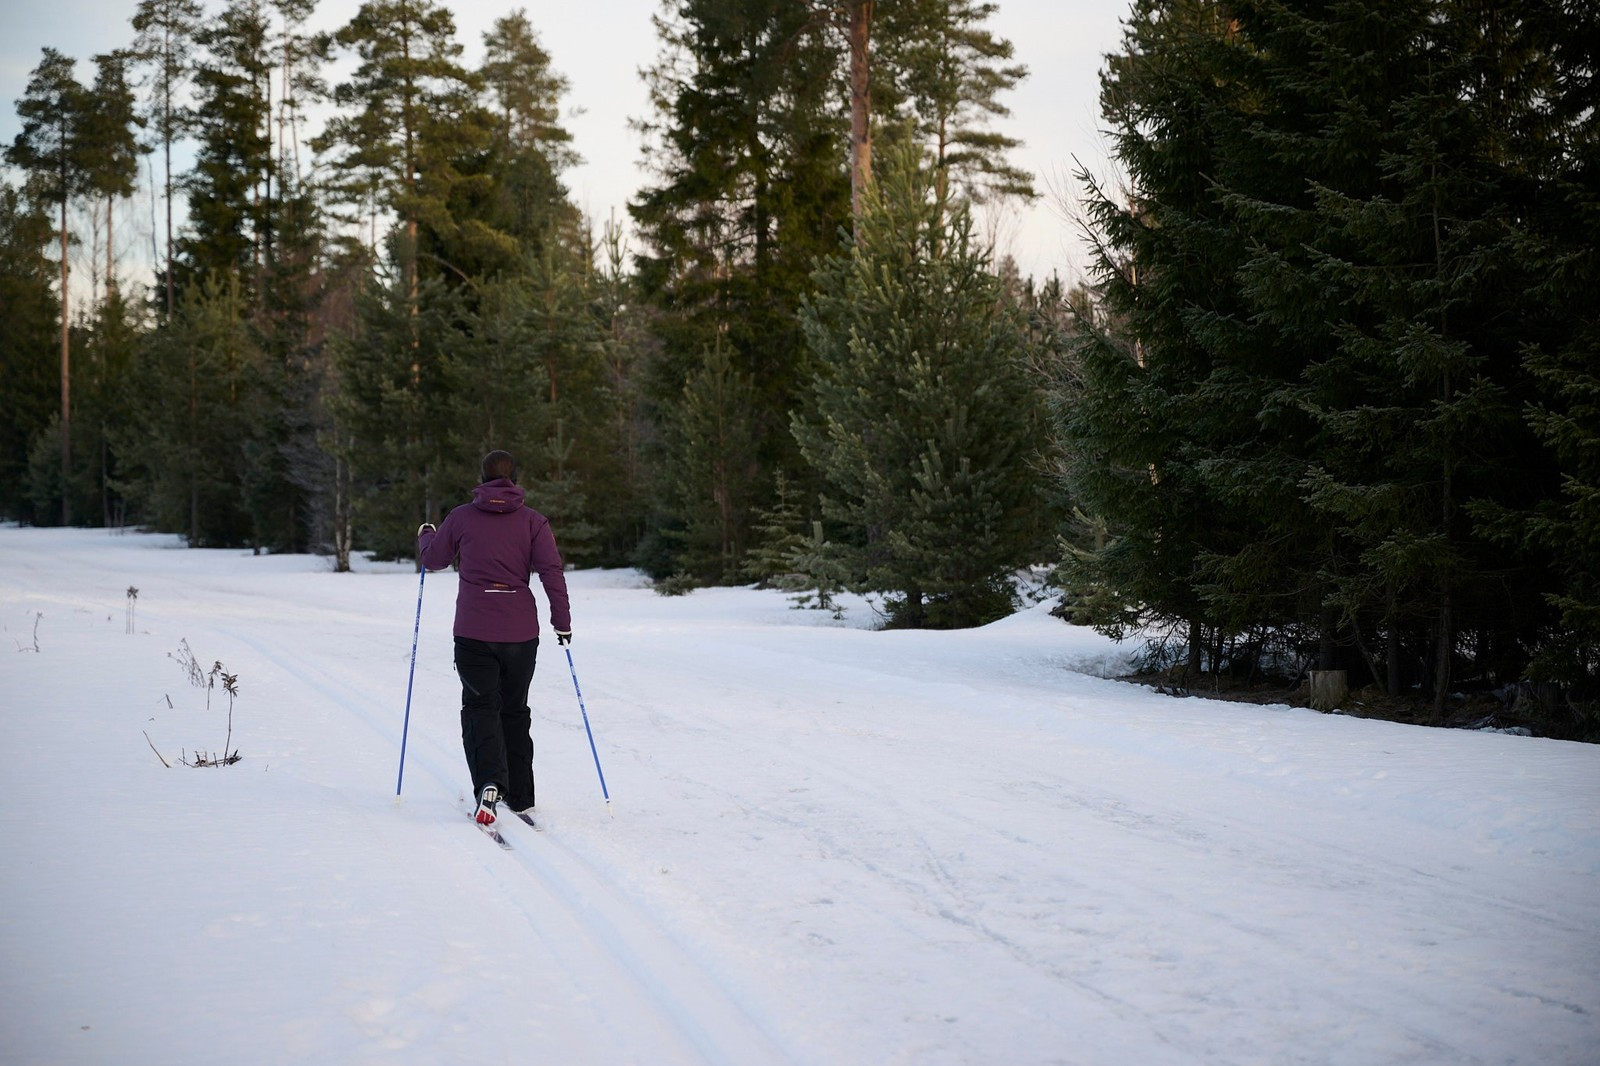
[794,144,1042,628]
[584,220,651,566]
[115,279,258,545]
[1275,0,1560,713]
[180,0,275,294]
[1064,0,1589,711]
[1056,0,1245,666]
[326,270,462,558]
[659,339,760,582]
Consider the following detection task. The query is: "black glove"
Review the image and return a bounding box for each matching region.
[417,522,436,537]
[554,629,572,646]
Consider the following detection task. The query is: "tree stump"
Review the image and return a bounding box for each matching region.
[1309,669,1348,712]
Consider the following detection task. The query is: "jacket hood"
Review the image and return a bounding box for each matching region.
[471,478,525,514]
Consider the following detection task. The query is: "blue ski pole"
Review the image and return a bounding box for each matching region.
[396,564,426,797]
[563,645,611,813]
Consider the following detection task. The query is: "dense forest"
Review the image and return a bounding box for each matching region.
[3,0,1595,738]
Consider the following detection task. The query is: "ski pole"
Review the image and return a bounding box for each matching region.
[396,564,426,797]
[563,645,611,813]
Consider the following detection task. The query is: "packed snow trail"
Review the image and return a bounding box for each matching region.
[207,586,796,1064]
[1,527,1596,1065]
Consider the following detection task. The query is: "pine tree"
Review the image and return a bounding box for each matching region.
[793,144,1043,628]
[6,48,91,526]
[316,0,477,294]
[267,0,329,198]
[131,0,203,317]
[476,10,582,264]
[81,51,145,301]
[877,0,1033,206]
[481,10,576,169]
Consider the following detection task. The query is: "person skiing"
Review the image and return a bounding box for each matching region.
[418,450,571,827]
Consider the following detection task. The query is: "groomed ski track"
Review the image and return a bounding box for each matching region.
[2,529,1596,1066]
[215,617,796,1066]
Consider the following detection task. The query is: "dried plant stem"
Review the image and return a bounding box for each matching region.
[143,730,170,768]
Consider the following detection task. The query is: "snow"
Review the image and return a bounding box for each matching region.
[1,526,1596,1066]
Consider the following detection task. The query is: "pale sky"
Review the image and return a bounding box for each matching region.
[0,0,1128,290]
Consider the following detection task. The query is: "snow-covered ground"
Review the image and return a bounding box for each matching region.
[0,526,1595,1065]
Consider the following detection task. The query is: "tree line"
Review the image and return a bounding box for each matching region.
[2,0,1595,736]
[1053,0,1597,734]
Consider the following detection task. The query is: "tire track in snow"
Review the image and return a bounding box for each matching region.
[213,621,798,1066]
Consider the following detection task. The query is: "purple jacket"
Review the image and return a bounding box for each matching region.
[418,479,571,643]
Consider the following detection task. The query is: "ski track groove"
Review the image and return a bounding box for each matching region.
[211,620,797,1066]
[594,672,1507,1065]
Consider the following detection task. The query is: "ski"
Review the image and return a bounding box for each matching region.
[510,810,540,831]
[466,809,512,849]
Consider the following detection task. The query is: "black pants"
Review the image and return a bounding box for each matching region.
[454,636,539,810]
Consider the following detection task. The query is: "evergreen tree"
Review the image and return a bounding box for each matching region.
[1056,0,1246,666]
[1250,0,1562,712]
[131,0,203,317]
[1462,0,1600,727]
[179,0,274,294]
[477,11,582,263]
[267,0,328,197]
[793,145,1043,628]
[878,0,1034,205]
[448,245,593,552]
[6,47,91,526]
[633,0,851,580]
[326,268,462,558]
[77,292,141,528]
[0,182,59,522]
[1064,0,1592,713]
[81,50,145,300]
[660,339,759,581]
[115,279,258,545]
[584,219,652,566]
[316,0,477,292]
[481,10,577,170]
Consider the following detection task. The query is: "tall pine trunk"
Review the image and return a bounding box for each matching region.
[59,194,71,526]
[848,1,873,229]
[164,131,174,316]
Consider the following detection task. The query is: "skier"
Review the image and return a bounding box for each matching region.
[418,450,571,828]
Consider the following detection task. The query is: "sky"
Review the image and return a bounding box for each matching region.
[0,0,1130,288]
